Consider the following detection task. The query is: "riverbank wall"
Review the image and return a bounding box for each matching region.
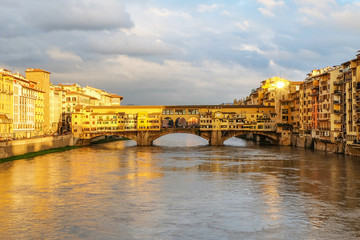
[290,134,356,156]
[245,133,359,156]
[0,135,75,159]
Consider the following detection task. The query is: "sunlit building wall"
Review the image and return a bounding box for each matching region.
[25,69,51,134]
[0,69,14,139]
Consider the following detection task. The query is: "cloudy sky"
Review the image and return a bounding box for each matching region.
[1,0,359,105]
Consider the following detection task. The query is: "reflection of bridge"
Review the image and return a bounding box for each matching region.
[72,105,281,146]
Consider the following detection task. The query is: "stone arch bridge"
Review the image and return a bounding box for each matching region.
[81,128,279,146]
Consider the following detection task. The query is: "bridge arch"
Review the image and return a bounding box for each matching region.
[221,131,279,144]
[123,128,211,146]
[153,132,209,146]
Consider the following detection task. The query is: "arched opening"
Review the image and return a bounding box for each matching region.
[188,117,199,128]
[175,117,187,128]
[153,133,208,147]
[162,117,174,128]
[223,137,248,146]
[225,133,277,146]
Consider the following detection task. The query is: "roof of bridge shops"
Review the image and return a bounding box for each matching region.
[85,104,274,110]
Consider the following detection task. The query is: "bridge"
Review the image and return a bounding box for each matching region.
[71,105,283,146]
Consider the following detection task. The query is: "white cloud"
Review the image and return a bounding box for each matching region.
[89,31,172,56]
[148,8,192,20]
[197,4,218,13]
[221,10,232,17]
[258,8,274,17]
[235,20,250,31]
[236,44,263,54]
[149,8,173,17]
[257,0,285,9]
[257,0,285,17]
[330,3,360,33]
[46,47,83,62]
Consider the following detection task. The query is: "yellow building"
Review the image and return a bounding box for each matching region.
[25,68,51,134]
[49,85,65,133]
[0,69,14,140]
[35,91,45,135]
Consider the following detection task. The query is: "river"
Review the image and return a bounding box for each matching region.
[0,134,360,240]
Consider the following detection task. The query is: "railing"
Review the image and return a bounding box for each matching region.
[334,90,342,95]
[333,100,341,104]
[334,110,341,114]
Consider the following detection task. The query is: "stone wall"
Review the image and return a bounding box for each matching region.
[313,139,345,154]
[0,135,74,159]
[291,135,313,148]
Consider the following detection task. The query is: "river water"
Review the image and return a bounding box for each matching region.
[1,134,360,240]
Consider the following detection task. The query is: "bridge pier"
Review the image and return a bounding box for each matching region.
[135,131,154,146]
[209,130,224,146]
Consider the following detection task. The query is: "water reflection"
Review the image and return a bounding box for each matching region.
[0,136,360,239]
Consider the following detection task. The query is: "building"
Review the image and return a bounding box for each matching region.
[341,52,360,144]
[25,68,51,134]
[12,73,43,138]
[0,69,14,140]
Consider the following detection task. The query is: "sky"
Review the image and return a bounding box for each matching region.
[0,0,359,105]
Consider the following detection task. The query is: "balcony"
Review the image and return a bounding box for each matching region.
[334,90,342,95]
[334,136,343,142]
[334,110,341,115]
[310,91,319,96]
[334,120,342,124]
[311,85,319,90]
[333,100,341,105]
[333,80,343,86]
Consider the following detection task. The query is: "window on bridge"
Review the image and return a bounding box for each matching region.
[162,109,174,115]
[188,109,199,115]
[175,117,187,128]
[175,109,186,115]
[188,117,199,128]
[162,117,174,128]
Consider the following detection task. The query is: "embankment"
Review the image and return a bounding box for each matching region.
[0,135,75,159]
